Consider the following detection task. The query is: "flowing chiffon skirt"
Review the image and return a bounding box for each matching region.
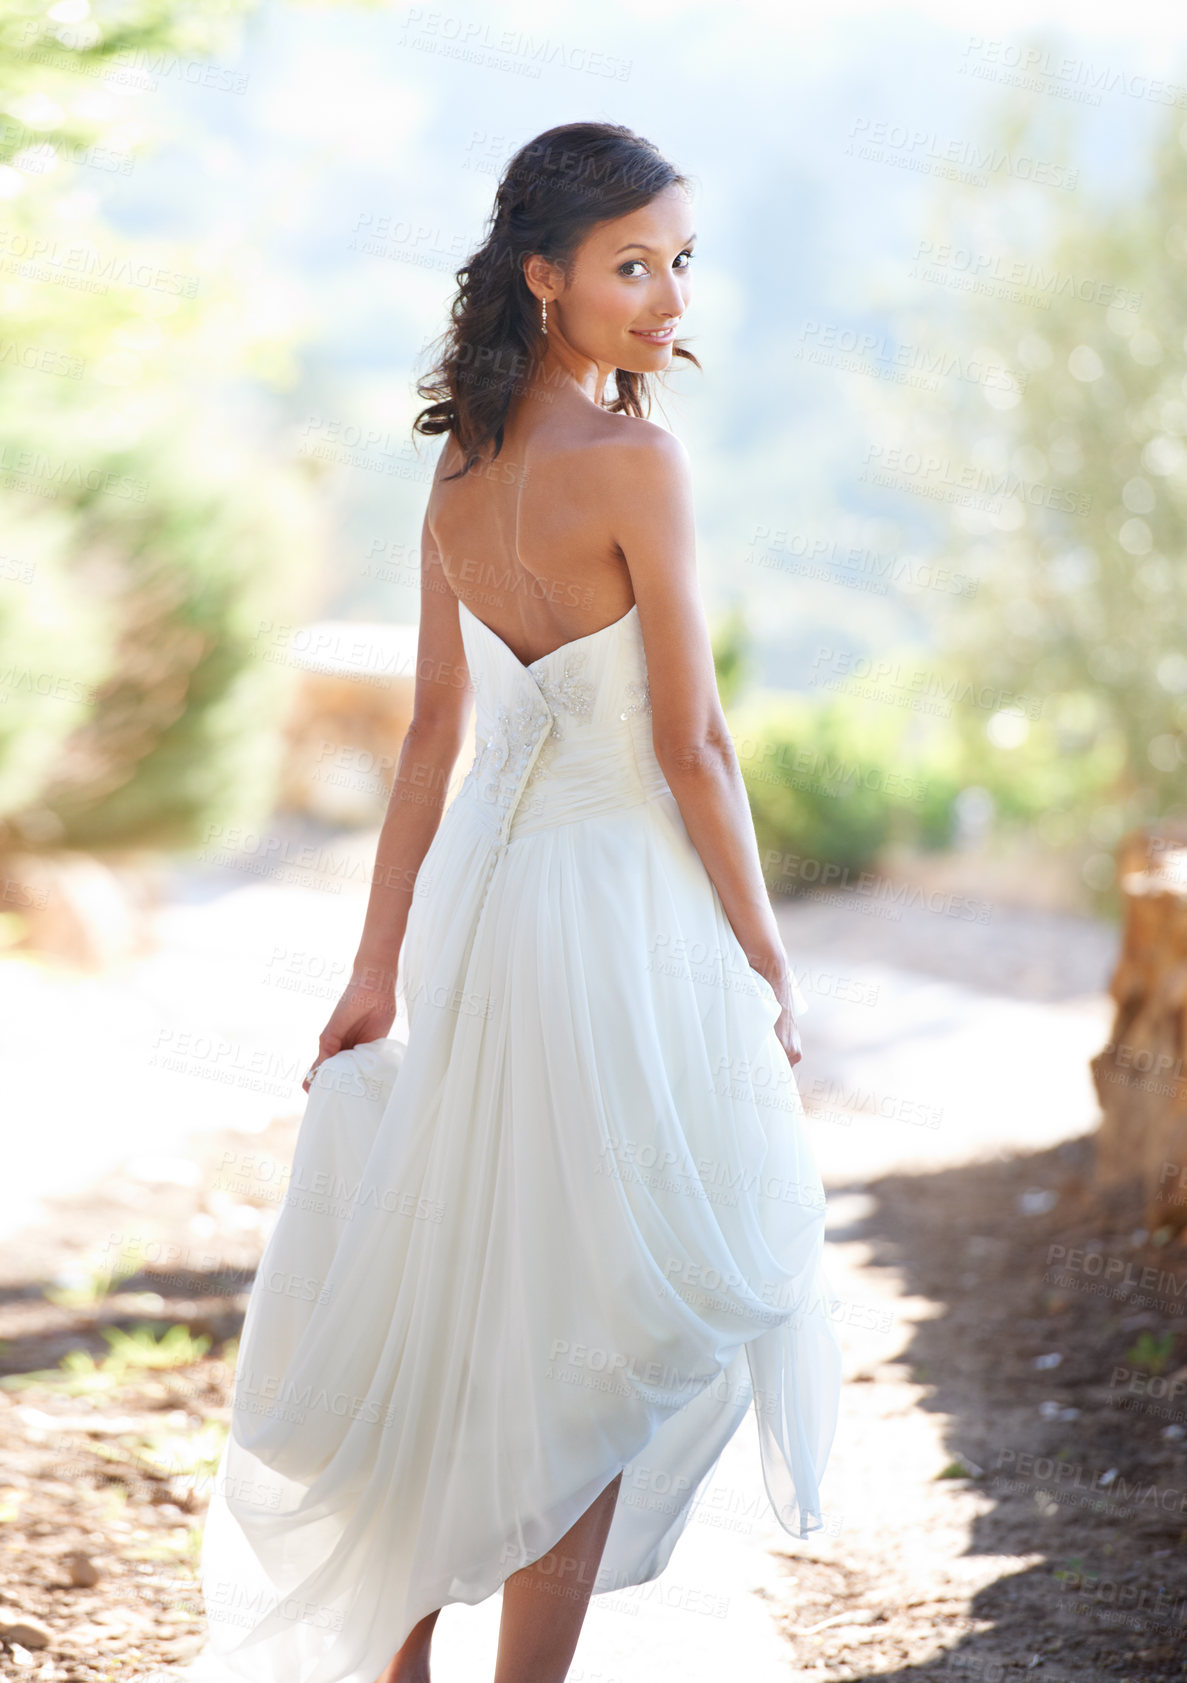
[177,599,843,1683]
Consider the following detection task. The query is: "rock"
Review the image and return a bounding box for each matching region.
[0,850,160,969]
[61,1552,99,1588]
[0,1615,51,1648]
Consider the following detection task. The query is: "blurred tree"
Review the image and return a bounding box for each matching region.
[892,70,1187,866]
[0,0,323,852]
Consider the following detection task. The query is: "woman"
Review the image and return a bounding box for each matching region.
[188,121,841,1683]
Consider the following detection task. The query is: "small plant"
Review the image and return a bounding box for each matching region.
[134,1417,227,1483]
[1124,1330,1177,1375]
[0,1322,212,1395]
[101,1324,212,1371]
[43,1249,145,1310]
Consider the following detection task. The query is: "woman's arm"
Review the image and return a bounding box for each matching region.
[349,526,473,985]
[603,425,801,1062]
[302,501,473,1088]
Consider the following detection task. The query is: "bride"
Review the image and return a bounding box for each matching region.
[191,120,840,1683]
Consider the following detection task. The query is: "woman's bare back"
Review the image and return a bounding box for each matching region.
[425,387,640,668]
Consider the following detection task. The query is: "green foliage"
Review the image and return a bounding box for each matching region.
[0,0,321,855]
[946,692,1126,854]
[728,649,1128,882]
[731,685,963,883]
[91,1320,213,1369]
[711,603,753,711]
[1124,1330,1177,1376]
[895,79,1187,837]
[43,1245,145,1308]
[1,1321,212,1394]
[937,1459,982,1480]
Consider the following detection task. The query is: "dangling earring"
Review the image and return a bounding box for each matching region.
[540,296,548,336]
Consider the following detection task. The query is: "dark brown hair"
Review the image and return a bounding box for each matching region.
[411,121,700,480]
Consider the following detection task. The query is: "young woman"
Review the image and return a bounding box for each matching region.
[188,121,841,1683]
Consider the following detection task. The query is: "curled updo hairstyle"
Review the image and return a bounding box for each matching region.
[412,121,700,480]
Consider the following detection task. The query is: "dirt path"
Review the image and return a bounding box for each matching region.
[763,896,1187,1683]
[1,847,1184,1681]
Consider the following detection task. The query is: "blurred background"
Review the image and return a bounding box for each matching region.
[3,0,1187,1679]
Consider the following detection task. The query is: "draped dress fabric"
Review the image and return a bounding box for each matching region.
[179,599,843,1683]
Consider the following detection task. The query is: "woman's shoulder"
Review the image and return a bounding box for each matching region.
[515,417,689,560]
[574,412,690,498]
[587,407,686,455]
[587,417,692,520]
[430,412,688,504]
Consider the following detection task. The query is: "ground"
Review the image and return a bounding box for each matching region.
[0,847,1183,1682]
[773,1137,1187,1680]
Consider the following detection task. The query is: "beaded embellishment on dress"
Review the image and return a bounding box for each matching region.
[620,677,651,720]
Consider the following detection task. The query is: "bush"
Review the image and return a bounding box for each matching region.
[731,691,962,884]
[730,679,1128,892]
[0,431,320,853]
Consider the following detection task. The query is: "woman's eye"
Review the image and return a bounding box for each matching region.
[618,251,695,278]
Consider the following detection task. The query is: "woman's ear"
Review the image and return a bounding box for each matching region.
[522,252,557,304]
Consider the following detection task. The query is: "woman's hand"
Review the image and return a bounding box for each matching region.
[771,978,803,1070]
[749,950,803,1070]
[302,968,398,1093]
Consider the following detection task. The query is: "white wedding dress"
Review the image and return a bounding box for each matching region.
[178,598,843,1683]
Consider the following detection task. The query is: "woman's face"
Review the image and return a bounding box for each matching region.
[536,182,695,375]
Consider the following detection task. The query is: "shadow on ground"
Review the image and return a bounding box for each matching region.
[774,1134,1187,1682]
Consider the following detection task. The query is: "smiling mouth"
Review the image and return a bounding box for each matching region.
[630,325,678,343]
